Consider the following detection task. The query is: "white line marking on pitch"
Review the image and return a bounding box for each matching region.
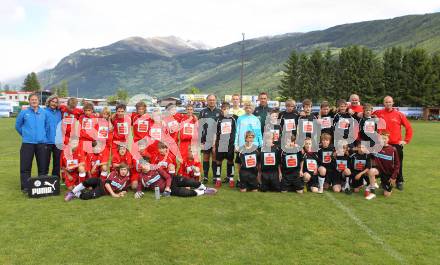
[325,193,406,264]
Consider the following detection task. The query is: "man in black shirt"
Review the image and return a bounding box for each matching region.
[253,92,272,133]
[199,94,222,183]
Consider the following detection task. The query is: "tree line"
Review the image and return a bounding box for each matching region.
[278,46,440,107]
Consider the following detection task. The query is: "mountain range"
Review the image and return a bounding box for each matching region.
[36,12,440,98]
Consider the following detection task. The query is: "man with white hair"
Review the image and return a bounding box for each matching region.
[373,96,413,191]
[44,95,62,178]
[348,94,363,115]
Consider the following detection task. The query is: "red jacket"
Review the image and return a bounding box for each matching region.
[373,108,413,145]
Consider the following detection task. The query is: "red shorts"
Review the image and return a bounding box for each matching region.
[63,171,79,188]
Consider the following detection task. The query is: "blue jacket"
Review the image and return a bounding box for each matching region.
[44,107,62,144]
[235,114,263,148]
[15,107,48,144]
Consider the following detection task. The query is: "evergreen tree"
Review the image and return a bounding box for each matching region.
[278,50,299,100]
[383,47,404,104]
[22,72,41,91]
[430,53,440,106]
[297,53,313,101]
[309,49,324,100]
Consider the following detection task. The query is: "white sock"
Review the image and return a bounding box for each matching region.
[195,189,204,196]
[345,177,350,188]
[72,183,85,197]
[318,177,325,189]
[231,167,235,176]
[101,171,108,177]
[216,166,221,177]
[79,172,86,178]
[197,183,206,191]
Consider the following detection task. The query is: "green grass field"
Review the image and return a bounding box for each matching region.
[0,118,439,265]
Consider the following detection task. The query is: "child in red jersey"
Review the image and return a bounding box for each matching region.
[131,101,151,143]
[64,163,130,201]
[78,102,96,154]
[61,137,86,190]
[367,131,400,199]
[150,141,177,177]
[178,146,201,181]
[163,103,180,143]
[111,103,131,155]
[177,104,199,161]
[60,97,83,145]
[86,141,109,180]
[96,107,113,163]
[111,144,133,174]
[146,108,166,157]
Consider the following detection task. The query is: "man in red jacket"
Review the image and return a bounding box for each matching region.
[373,96,413,190]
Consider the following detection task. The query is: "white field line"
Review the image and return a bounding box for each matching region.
[325,192,406,264]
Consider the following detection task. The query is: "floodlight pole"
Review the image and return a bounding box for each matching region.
[240,33,245,105]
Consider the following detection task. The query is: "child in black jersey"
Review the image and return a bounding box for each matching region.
[280,134,304,193]
[349,141,371,193]
[238,131,260,192]
[259,132,281,192]
[334,140,352,194]
[317,133,337,192]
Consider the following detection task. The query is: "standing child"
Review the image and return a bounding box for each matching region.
[111,103,131,155]
[59,97,83,145]
[280,135,304,193]
[259,132,281,192]
[333,99,356,145]
[265,109,281,147]
[177,104,199,161]
[214,102,237,185]
[78,102,96,154]
[279,99,299,140]
[96,107,113,167]
[318,101,334,137]
[367,131,400,199]
[238,131,260,192]
[131,101,151,143]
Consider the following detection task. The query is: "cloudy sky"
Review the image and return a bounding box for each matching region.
[1,0,440,82]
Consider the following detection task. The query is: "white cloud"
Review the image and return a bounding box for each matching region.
[1,0,440,82]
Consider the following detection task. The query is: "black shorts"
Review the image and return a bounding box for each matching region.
[380,174,393,192]
[79,178,105,200]
[351,172,369,188]
[280,177,303,192]
[239,169,258,190]
[235,152,241,164]
[260,171,280,192]
[201,147,214,155]
[328,170,343,186]
[306,173,319,188]
[216,150,235,161]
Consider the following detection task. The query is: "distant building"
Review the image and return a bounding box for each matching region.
[158,97,181,107]
[0,91,33,102]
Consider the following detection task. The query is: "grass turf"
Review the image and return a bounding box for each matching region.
[0,118,439,264]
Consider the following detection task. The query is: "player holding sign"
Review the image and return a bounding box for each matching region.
[280,135,304,193]
[131,101,151,143]
[259,132,281,192]
[317,133,336,191]
[349,142,371,193]
[334,141,352,194]
[214,102,237,185]
[238,131,260,192]
[111,104,131,155]
[178,104,198,161]
[279,99,299,139]
[333,99,357,145]
[300,138,323,193]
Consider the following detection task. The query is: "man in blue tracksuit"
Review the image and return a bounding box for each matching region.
[44,95,62,178]
[15,93,49,192]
